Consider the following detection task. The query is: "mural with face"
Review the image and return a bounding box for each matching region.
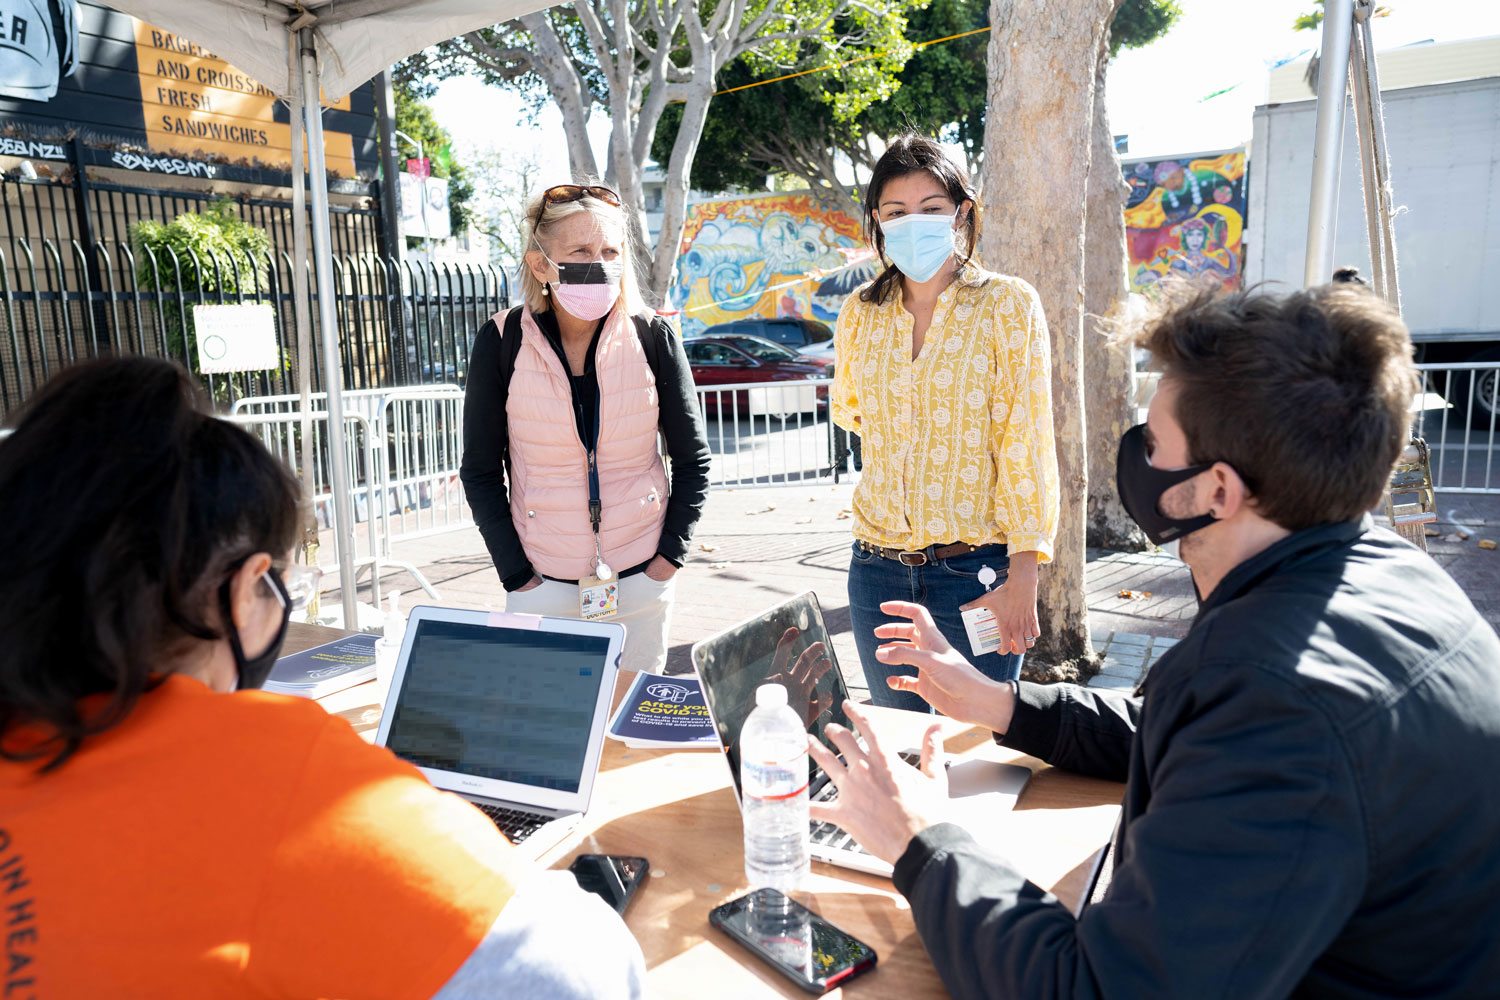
[1123,151,1246,293]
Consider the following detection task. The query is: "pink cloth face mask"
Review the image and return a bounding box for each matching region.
[547,255,623,321]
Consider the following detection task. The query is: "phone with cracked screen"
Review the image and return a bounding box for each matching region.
[709,889,877,994]
[568,854,648,915]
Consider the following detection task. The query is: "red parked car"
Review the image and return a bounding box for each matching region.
[683,334,832,417]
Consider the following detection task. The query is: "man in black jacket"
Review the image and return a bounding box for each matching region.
[809,284,1500,998]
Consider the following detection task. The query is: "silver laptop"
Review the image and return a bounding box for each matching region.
[693,592,1031,877]
[375,606,624,859]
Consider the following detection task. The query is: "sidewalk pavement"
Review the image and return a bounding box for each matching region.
[350,484,1500,704]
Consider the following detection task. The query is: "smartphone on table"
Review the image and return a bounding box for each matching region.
[568,854,649,915]
[709,888,878,994]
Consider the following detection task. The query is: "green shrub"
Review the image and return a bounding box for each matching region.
[130,198,273,369]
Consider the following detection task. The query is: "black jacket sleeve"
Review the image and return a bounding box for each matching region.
[894,663,1366,1000]
[459,318,535,591]
[649,318,711,566]
[999,681,1141,782]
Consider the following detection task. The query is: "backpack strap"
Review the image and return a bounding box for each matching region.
[632,313,667,382]
[497,305,524,400]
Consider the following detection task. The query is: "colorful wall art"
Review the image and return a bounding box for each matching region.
[1123,150,1247,294]
[671,193,876,336]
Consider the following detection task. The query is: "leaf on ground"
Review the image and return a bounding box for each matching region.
[1479,539,1497,550]
[709,561,733,570]
[796,517,812,525]
[698,543,718,552]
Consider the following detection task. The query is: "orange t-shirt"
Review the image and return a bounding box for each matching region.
[0,673,522,999]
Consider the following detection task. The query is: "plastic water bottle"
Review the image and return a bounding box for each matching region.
[740,683,810,893]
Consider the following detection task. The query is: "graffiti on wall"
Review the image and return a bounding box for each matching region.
[1123,151,1246,294]
[671,193,876,337]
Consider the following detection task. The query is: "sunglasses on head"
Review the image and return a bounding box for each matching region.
[540,184,621,212]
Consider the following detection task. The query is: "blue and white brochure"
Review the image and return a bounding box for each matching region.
[265,632,378,698]
[606,671,719,749]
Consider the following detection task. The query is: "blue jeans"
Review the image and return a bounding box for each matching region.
[848,542,1022,713]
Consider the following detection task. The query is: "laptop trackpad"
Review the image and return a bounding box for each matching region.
[945,759,1031,803]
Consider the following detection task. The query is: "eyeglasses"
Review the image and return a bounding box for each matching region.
[275,563,323,614]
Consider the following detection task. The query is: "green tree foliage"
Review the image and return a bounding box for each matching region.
[1112,0,1182,54]
[129,198,271,369]
[656,0,1179,206]
[393,82,474,238]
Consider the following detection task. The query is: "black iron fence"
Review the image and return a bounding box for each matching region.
[0,168,507,417]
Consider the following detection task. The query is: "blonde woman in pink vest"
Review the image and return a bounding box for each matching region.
[461,184,711,672]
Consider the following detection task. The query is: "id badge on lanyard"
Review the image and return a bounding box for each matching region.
[580,443,620,619]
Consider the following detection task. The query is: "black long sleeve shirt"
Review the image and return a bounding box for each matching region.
[460,310,711,591]
[892,517,1500,998]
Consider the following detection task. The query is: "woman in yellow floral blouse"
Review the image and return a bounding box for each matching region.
[833,133,1059,711]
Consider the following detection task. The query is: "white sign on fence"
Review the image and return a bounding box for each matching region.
[193,304,279,373]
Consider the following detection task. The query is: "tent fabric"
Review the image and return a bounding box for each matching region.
[105,0,548,100]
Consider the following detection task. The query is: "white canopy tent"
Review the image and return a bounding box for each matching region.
[103,0,552,625]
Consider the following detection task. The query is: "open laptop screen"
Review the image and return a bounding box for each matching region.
[385,619,611,793]
[693,593,854,797]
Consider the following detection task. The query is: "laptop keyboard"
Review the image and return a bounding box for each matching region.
[474,802,552,844]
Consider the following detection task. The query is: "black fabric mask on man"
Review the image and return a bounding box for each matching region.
[1115,423,1219,545]
[217,566,292,690]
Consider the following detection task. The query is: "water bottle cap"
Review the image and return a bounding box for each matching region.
[756,683,788,708]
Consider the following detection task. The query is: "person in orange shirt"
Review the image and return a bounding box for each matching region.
[0,358,645,999]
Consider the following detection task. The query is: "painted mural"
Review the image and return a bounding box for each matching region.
[1122,151,1246,294]
[670,193,877,337]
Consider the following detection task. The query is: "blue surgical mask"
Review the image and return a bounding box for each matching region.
[879,212,958,283]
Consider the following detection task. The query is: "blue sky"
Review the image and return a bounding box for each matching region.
[428,0,1500,181]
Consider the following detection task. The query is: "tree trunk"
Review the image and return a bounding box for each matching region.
[518,13,599,182]
[981,0,1122,682]
[1082,37,1149,553]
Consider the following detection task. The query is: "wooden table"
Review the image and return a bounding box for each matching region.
[288,622,1123,998]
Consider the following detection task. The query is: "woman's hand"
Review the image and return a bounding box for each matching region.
[958,551,1040,656]
[644,555,678,582]
[515,575,544,593]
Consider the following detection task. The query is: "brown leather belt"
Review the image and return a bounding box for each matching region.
[855,540,998,566]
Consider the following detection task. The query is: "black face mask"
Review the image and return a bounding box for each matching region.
[552,259,624,285]
[218,567,292,690]
[1115,423,1219,545]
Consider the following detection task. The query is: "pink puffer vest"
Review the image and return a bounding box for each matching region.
[504,304,668,580]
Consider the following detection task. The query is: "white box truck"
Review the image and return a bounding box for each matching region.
[1245,75,1500,423]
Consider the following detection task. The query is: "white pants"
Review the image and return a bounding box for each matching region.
[504,572,675,673]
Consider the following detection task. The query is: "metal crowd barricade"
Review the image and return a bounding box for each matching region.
[694,377,850,488]
[225,409,402,616]
[373,386,470,547]
[230,384,471,610]
[1414,361,1500,495]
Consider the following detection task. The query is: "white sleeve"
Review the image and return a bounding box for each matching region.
[431,869,648,1000]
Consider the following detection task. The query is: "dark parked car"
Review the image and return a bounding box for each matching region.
[693,317,835,360]
[683,335,832,417]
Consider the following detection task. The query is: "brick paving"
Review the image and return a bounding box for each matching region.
[333,484,1500,702]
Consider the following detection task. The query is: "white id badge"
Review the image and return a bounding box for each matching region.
[579,575,619,620]
[961,606,1006,657]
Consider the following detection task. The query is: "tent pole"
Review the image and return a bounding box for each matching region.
[1303,0,1354,287]
[299,26,360,629]
[287,34,317,560]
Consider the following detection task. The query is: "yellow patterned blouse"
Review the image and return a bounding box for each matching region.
[832,263,1059,562]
